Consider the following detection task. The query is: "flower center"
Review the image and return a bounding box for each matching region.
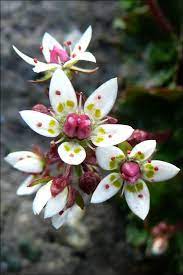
[50,46,70,64]
[63,113,92,140]
[120,161,141,183]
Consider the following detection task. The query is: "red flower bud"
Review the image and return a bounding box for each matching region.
[79,171,100,194]
[66,186,78,208]
[51,176,68,197]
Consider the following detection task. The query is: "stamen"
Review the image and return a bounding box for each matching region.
[108,134,112,138]
[78,92,83,114]
[54,137,64,144]
[148,160,151,163]
[86,141,95,151]
[105,184,110,189]
[40,46,43,52]
[97,95,101,100]
[111,157,115,161]
[154,166,159,171]
[138,194,143,198]
[78,45,81,51]
[34,58,38,63]
[72,53,76,58]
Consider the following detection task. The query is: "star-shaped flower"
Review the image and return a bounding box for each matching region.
[91,140,180,220]
[4,150,45,195]
[20,69,134,165]
[13,26,96,75]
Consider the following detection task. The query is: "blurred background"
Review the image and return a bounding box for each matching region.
[1,1,183,274]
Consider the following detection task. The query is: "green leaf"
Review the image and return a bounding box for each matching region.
[75,193,84,210]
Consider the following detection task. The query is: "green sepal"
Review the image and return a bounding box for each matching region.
[28,176,52,187]
[75,193,85,210]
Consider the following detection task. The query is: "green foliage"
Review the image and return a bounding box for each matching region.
[114,0,183,273]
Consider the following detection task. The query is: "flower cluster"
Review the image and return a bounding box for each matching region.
[5,26,180,229]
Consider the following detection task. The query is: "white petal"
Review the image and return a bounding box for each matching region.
[14,158,43,173]
[51,209,70,229]
[91,173,122,203]
[13,45,35,65]
[84,78,118,120]
[142,160,180,182]
[20,110,60,137]
[44,187,68,218]
[42,32,63,63]
[64,52,96,67]
[49,69,77,115]
[32,181,52,215]
[33,62,60,73]
[129,140,156,161]
[4,151,38,166]
[92,124,134,147]
[124,180,150,220]
[72,26,92,56]
[66,205,84,226]
[17,175,41,196]
[58,142,86,165]
[96,146,125,170]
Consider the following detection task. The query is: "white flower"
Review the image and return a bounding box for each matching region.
[91,140,180,220]
[4,151,44,195]
[51,204,84,229]
[20,69,134,165]
[13,26,96,74]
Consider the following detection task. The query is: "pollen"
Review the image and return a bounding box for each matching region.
[57,103,64,113]
[66,100,74,108]
[49,120,56,127]
[37,122,42,127]
[113,180,121,188]
[95,109,101,118]
[74,147,81,154]
[48,129,55,134]
[55,90,61,95]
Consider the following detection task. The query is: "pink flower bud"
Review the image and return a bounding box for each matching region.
[120,161,141,183]
[63,113,92,140]
[79,171,100,194]
[50,46,70,63]
[32,104,49,114]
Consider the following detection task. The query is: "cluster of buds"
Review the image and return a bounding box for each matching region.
[5,26,180,230]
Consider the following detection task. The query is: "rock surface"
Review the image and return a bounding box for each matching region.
[1,1,143,275]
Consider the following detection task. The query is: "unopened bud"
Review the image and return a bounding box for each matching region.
[66,186,78,208]
[32,104,49,114]
[51,176,68,197]
[79,171,100,194]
